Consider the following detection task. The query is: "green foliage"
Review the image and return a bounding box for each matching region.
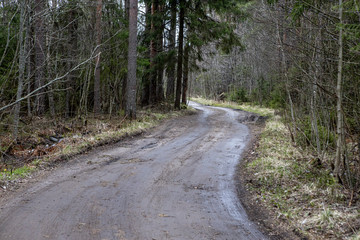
[295,117,336,150]
[227,88,248,103]
[268,87,286,109]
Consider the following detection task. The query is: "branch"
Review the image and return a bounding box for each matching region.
[0,52,99,113]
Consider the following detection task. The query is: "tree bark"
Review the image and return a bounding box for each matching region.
[13,0,27,139]
[182,43,189,105]
[156,2,165,103]
[34,0,46,115]
[65,4,78,118]
[149,0,159,104]
[140,0,152,106]
[166,0,177,102]
[122,0,130,110]
[175,0,184,109]
[94,0,102,114]
[335,0,344,179]
[125,0,138,119]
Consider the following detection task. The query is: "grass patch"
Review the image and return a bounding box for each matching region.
[191,97,274,117]
[1,165,35,180]
[247,114,360,239]
[0,108,190,183]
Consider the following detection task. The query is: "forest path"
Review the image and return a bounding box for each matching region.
[0,102,267,240]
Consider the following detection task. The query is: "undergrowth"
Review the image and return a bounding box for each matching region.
[248,115,360,239]
[0,108,191,184]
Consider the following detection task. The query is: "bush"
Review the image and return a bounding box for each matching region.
[227,88,248,103]
[295,117,336,150]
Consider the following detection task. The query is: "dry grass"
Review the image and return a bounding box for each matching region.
[192,97,360,239]
[247,115,360,240]
[0,108,189,181]
[190,97,274,117]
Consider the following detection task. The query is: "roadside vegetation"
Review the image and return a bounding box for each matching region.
[192,97,360,240]
[190,97,274,117]
[0,108,191,186]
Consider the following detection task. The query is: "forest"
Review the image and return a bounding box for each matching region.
[0,0,360,238]
[191,0,360,192]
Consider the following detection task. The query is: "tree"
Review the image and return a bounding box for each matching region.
[166,0,177,102]
[335,0,344,180]
[13,0,27,139]
[93,0,103,115]
[34,0,46,115]
[181,42,189,104]
[125,0,138,119]
[174,0,185,109]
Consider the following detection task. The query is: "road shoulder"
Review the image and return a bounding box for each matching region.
[235,123,304,240]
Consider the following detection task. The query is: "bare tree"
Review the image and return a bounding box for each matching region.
[166,0,177,102]
[175,0,184,109]
[13,0,27,139]
[34,0,46,115]
[94,0,103,115]
[335,0,344,179]
[125,0,138,119]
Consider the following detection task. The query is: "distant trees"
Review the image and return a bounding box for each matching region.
[0,0,243,134]
[192,0,360,187]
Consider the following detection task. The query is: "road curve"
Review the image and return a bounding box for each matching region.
[0,102,267,240]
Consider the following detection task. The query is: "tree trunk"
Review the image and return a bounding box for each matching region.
[125,0,138,119]
[26,6,33,118]
[175,0,184,109]
[311,32,322,158]
[149,0,159,104]
[65,5,78,118]
[94,0,102,114]
[13,0,27,139]
[156,2,165,103]
[166,0,176,102]
[140,0,152,106]
[335,0,344,179]
[122,0,130,109]
[47,2,57,118]
[182,43,189,105]
[34,0,46,115]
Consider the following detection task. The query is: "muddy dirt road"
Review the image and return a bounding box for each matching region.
[0,102,267,240]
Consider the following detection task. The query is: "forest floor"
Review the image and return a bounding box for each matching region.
[192,97,360,240]
[0,107,191,187]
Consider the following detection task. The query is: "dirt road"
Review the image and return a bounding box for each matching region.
[0,102,267,240]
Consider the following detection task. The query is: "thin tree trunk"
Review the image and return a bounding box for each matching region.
[182,43,189,105]
[13,0,27,139]
[125,0,138,119]
[122,0,130,109]
[46,3,56,118]
[34,0,46,115]
[175,0,184,109]
[275,16,296,142]
[26,7,33,118]
[149,0,159,104]
[140,0,151,106]
[311,33,321,157]
[166,0,176,102]
[335,0,344,179]
[156,2,165,102]
[94,0,102,114]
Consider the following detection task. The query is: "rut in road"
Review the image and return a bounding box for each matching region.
[0,102,267,240]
